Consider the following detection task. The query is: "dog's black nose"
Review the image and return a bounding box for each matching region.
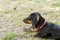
[23,19,24,21]
[23,19,28,23]
[23,19,25,22]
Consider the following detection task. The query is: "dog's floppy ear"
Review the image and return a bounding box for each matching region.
[36,14,39,21]
[31,12,40,28]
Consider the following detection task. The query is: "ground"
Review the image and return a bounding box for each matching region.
[0,0,60,40]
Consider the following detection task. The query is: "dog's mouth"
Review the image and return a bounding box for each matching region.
[23,19,32,24]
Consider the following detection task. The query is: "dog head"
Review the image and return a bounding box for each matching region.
[23,12,45,29]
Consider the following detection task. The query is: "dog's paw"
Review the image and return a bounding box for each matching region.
[32,29,38,32]
[32,35,37,38]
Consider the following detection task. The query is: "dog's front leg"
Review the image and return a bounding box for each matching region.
[32,32,40,38]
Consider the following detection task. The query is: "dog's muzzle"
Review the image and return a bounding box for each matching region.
[23,19,32,24]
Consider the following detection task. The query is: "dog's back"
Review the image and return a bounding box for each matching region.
[48,22,60,39]
[49,22,60,29]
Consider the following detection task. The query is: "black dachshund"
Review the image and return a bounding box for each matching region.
[23,12,60,40]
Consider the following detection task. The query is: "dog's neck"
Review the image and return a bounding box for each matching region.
[38,20,46,29]
[36,17,46,29]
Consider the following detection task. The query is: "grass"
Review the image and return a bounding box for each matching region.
[52,3,60,7]
[0,0,60,40]
[2,32,16,40]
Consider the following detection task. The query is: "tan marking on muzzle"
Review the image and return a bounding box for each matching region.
[23,20,32,24]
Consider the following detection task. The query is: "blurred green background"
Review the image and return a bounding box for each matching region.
[0,0,60,40]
